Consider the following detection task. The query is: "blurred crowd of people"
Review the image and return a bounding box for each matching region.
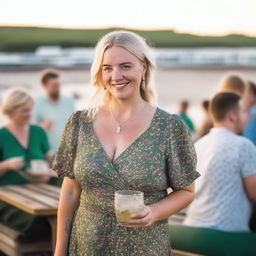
[178,73,256,145]
[173,73,256,256]
[0,68,74,242]
[0,65,256,255]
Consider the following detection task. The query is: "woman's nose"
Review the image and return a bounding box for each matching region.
[112,68,123,81]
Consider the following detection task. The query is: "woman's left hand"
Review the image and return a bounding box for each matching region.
[124,206,156,228]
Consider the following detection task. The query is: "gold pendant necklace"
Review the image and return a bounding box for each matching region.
[109,104,147,134]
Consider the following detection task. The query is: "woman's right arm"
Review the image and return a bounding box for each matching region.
[54,177,81,256]
[0,161,9,176]
[0,158,24,176]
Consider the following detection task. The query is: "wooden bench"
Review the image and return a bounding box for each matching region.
[0,223,51,256]
[0,183,60,255]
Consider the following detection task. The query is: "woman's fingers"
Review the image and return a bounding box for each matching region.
[123,206,154,227]
[131,207,150,219]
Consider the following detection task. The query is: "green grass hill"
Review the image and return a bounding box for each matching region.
[0,26,256,52]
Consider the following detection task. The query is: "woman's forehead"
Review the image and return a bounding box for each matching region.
[102,46,140,64]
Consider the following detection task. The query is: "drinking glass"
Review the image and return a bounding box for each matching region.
[29,160,49,175]
[114,190,145,226]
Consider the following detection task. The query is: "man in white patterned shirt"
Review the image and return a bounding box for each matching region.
[184,92,256,232]
[170,92,256,256]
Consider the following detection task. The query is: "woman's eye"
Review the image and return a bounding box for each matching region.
[122,65,131,70]
[103,66,112,72]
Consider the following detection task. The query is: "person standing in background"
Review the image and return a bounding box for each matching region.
[243,80,256,145]
[170,92,256,256]
[218,73,247,97]
[185,92,254,232]
[197,100,213,138]
[243,80,256,232]
[178,100,195,133]
[33,69,75,157]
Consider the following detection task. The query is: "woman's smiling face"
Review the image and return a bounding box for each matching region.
[9,100,34,125]
[101,46,146,101]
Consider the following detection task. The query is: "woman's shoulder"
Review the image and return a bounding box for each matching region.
[62,110,92,131]
[157,108,186,127]
[0,127,7,136]
[0,127,6,132]
[69,109,91,123]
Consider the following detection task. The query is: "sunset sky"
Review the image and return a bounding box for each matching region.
[0,0,255,36]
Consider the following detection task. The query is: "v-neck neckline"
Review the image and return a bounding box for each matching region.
[4,126,31,151]
[91,107,159,165]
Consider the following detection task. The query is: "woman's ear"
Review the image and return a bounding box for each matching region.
[142,62,147,79]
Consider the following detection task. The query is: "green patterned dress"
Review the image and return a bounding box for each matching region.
[52,108,199,256]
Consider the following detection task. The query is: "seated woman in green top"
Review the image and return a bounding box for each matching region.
[0,87,51,241]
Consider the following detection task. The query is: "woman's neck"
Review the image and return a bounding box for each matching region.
[107,98,147,117]
[7,121,29,132]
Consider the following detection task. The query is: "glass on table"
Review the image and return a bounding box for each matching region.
[28,160,49,176]
[114,190,145,226]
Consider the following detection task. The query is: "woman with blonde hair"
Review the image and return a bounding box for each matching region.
[0,87,51,241]
[53,30,199,256]
[218,73,247,96]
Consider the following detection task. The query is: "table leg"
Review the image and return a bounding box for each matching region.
[47,216,57,253]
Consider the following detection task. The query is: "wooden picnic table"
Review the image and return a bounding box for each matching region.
[0,183,60,253]
[0,184,205,256]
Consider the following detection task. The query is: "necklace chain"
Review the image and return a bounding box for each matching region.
[109,104,147,134]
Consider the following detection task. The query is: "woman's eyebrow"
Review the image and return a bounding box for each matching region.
[120,62,132,65]
[102,62,133,66]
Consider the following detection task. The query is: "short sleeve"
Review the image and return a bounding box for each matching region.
[239,139,256,178]
[51,111,82,179]
[0,143,3,161]
[165,114,200,191]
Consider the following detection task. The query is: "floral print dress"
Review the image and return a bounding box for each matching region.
[52,108,199,256]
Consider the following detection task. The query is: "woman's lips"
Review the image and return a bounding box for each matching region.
[112,82,129,89]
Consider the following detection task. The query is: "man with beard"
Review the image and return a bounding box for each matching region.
[170,92,256,256]
[33,69,75,157]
